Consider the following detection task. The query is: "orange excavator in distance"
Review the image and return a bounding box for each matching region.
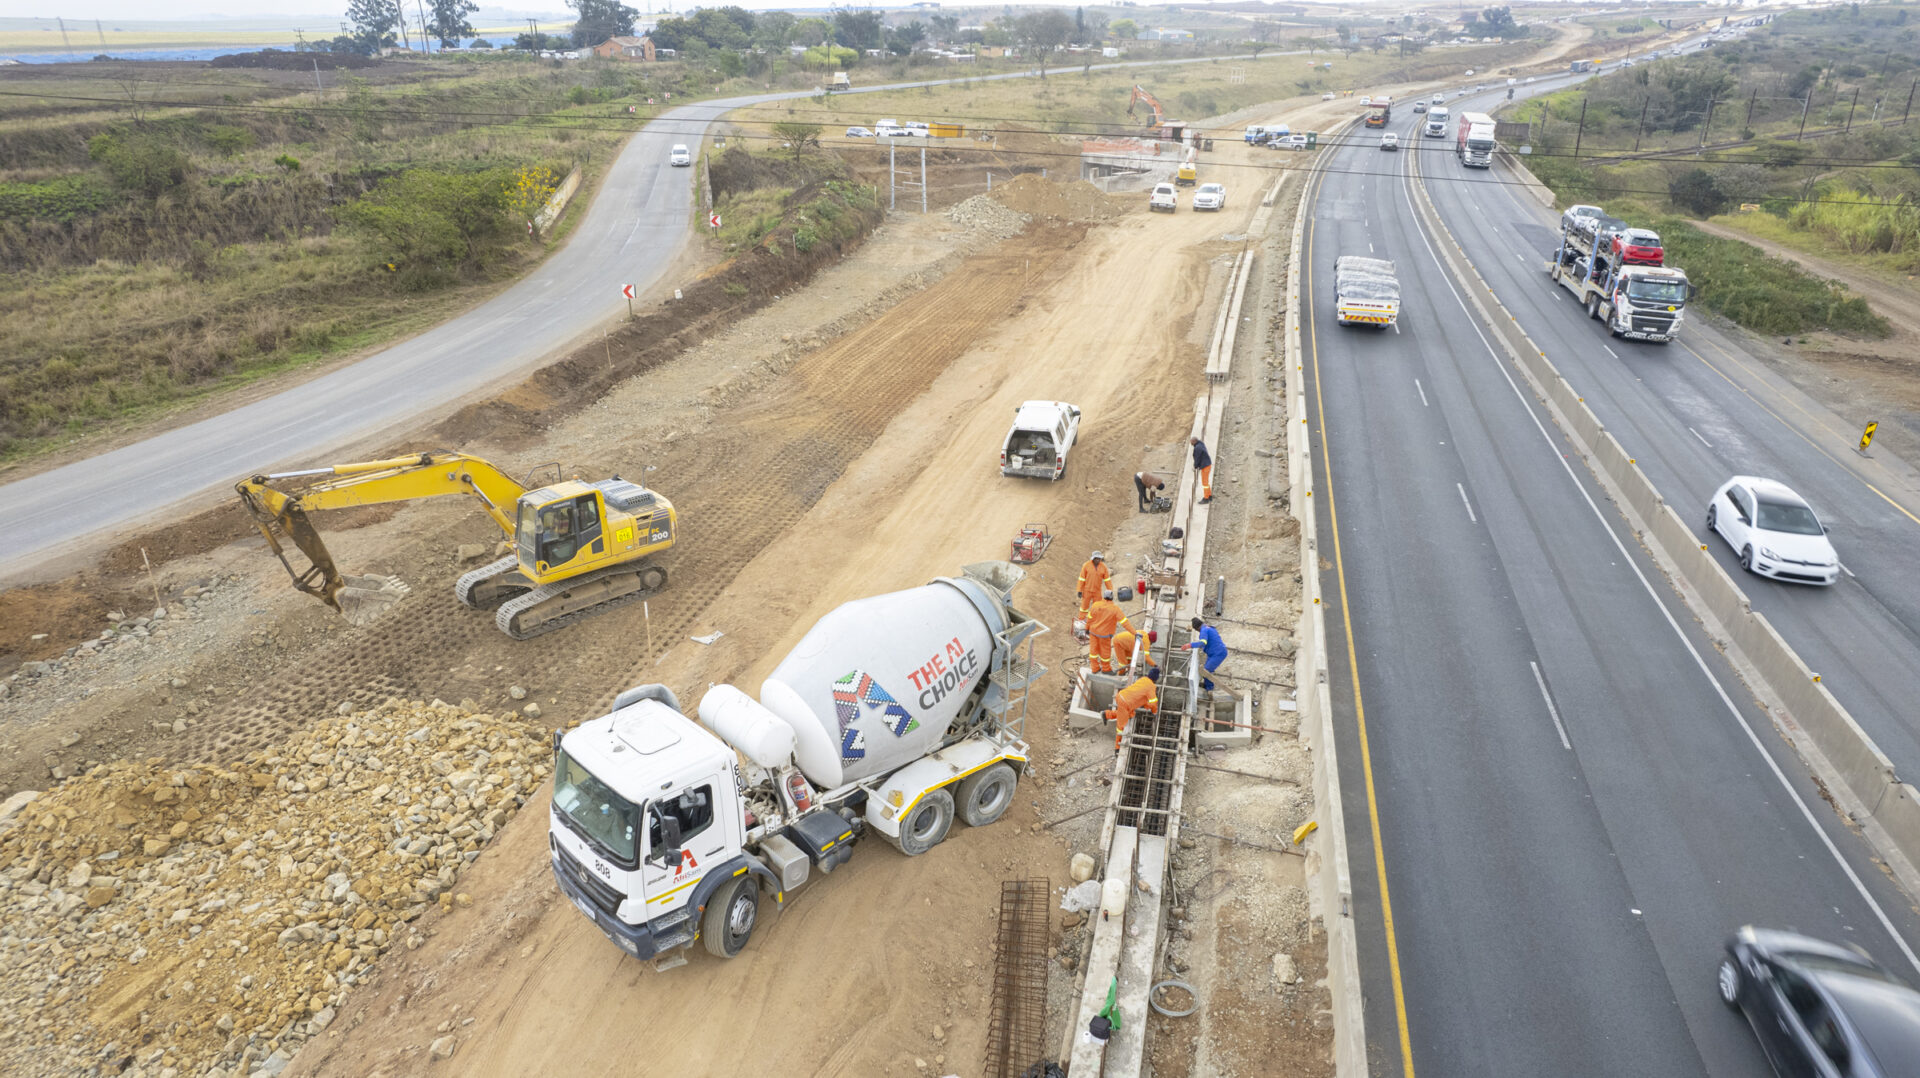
[1129,84,1208,148]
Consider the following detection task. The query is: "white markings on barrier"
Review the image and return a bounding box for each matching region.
[1689,427,1713,448]
[1400,153,1920,977]
[1530,661,1572,750]
[1415,379,1429,407]
[1457,483,1477,522]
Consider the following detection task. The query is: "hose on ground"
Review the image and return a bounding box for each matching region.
[1149,979,1198,1017]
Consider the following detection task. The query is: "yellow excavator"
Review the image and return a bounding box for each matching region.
[236,452,676,640]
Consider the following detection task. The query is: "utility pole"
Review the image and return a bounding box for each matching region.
[1743,89,1757,132]
[1798,91,1811,140]
[313,58,324,96]
[1573,96,1588,159]
[416,0,432,53]
[920,145,927,214]
[1634,96,1650,152]
[1845,86,1859,131]
[1905,77,1917,124]
[889,139,895,211]
[1700,97,1716,149]
[55,16,76,60]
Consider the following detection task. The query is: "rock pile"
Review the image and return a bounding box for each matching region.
[0,698,550,1078]
[945,193,1030,240]
[986,173,1127,222]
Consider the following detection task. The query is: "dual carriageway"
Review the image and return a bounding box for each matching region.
[1303,75,1920,1076]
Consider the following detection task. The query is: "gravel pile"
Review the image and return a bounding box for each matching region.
[945,193,1030,240]
[0,698,550,1078]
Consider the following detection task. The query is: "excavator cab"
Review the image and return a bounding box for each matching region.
[519,492,602,574]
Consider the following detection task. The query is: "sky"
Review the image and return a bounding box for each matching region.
[1,0,1245,22]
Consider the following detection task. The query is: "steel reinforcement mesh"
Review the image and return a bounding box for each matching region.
[983,877,1052,1078]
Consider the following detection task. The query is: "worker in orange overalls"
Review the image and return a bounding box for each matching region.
[1105,668,1160,751]
[1114,626,1156,676]
[1085,589,1134,674]
[1076,551,1111,620]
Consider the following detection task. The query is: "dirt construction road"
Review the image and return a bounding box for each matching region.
[259,178,1270,1076]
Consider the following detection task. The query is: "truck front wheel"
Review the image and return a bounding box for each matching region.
[894,789,955,856]
[701,876,759,958]
[958,763,1018,827]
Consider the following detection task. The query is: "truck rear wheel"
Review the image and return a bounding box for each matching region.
[894,788,955,856]
[958,763,1018,827]
[701,876,758,958]
[1585,294,1599,320]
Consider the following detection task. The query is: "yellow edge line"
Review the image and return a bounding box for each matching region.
[1305,201,1417,1077]
[1679,336,1920,529]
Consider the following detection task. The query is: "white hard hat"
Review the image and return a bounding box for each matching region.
[1091,550,1105,561]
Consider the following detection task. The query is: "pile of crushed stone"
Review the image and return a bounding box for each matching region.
[0,698,550,1078]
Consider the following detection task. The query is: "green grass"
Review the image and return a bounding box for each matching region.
[1651,217,1889,337]
[1708,209,1920,283]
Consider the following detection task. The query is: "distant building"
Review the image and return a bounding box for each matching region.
[1139,28,1194,41]
[591,35,656,61]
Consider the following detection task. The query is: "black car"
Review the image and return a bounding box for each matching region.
[1720,926,1920,1077]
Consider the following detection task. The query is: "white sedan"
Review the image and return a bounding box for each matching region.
[1192,183,1226,211]
[668,144,692,167]
[1379,133,1400,151]
[1706,476,1840,585]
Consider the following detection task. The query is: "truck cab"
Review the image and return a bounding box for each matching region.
[1424,106,1450,138]
[1000,400,1082,480]
[550,695,769,960]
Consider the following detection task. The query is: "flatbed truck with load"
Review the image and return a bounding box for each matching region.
[549,562,1047,962]
[1547,214,1690,343]
[1334,256,1400,328]
[1364,97,1392,128]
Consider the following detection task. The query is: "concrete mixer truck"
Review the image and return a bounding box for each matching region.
[548,562,1047,963]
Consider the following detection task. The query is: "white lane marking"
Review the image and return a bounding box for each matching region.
[1550,291,1563,301]
[1369,242,1375,253]
[1400,169,1920,976]
[1604,345,1620,359]
[1393,322,1401,335]
[1458,483,1477,522]
[1531,661,1573,750]
[1416,379,1429,407]
[1689,427,1714,448]
[1841,562,1857,578]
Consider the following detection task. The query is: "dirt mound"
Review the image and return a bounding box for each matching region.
[0,698,549,1078]
[945,193,1030,240]
[988,173,1130,223]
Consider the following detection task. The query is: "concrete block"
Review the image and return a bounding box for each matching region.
[1069,672,1126,730]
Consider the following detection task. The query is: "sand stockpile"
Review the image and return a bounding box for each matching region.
[0,699,551,1078]
[987,173,1130,223]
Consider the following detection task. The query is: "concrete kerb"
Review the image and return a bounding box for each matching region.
[1403,141,1920,898]
[1286,122,1368,1077]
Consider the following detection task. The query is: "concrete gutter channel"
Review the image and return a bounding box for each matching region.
[1057,135,1368,1074]
[1406,144,1920,897]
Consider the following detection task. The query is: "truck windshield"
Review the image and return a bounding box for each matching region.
[553,748,640,865]
[1467,138,1495,151]
[1627,279,1687,304]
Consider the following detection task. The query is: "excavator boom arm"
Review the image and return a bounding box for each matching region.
[236,452,533,614]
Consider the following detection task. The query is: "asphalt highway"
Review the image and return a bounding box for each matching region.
[1418,80,1920,794]
[0,48,1310,580]
[1304,95,1920,1077]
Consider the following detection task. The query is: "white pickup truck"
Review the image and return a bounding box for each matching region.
[1148,183,1178,213]
[1000,400,1081,480]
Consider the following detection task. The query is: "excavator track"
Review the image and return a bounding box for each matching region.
[494,562,669,640]
[454,555,525,609]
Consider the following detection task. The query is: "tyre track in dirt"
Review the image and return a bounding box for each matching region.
[178,228,1084,761]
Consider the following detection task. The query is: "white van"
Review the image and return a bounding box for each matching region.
[1000,401,1082,480]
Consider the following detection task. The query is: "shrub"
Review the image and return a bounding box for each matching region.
[1668,168,1726,217]
[88,132,189,197]
[1653,219,1889,337]
[204,124,255,157]
[336,168,516,267]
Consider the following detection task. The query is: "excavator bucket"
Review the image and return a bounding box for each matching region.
[333,575,412,625]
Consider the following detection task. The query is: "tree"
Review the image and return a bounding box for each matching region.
[1714,163,1775,204]
[1249,20,1283,58]
[1480,6,1519,38]
[1110,18,1137,42]
[753,11,796,52]
[426,0,478,49]
[339,168,515,267]
[346,0,401,55]
[771,121,822,156]
[792,17,830,47]
[1075,6,1086,44]
[567,0,638,49]
[886,22,927,56]
[832,8,884,52]
[1669,168,1727,216]
[1013,9,1072,76]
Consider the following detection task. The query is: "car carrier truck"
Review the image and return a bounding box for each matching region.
[549,563,1046,962]
[1547,214,1690,342]
[1334,256,1400,327]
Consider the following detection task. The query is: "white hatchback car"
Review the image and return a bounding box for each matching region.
[1192,183,1226,211]
[1707,476,1840,585]
[669,144,692,167]
[1379,132,1400,151]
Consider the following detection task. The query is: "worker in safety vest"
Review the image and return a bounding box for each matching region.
[1106,668,1160,751]
[1077,551,1111,620]
[1114,627,1155,676]
[1190,437,1214,503]
[1085,589,1134,674]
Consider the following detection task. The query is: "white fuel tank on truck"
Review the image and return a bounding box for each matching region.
[756,567,1015,788]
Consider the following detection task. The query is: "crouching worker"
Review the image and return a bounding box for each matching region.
[1105,668,1160,752]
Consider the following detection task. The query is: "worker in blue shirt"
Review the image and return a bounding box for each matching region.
[1190,437,1213,503]
[1187,616,1228,691]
